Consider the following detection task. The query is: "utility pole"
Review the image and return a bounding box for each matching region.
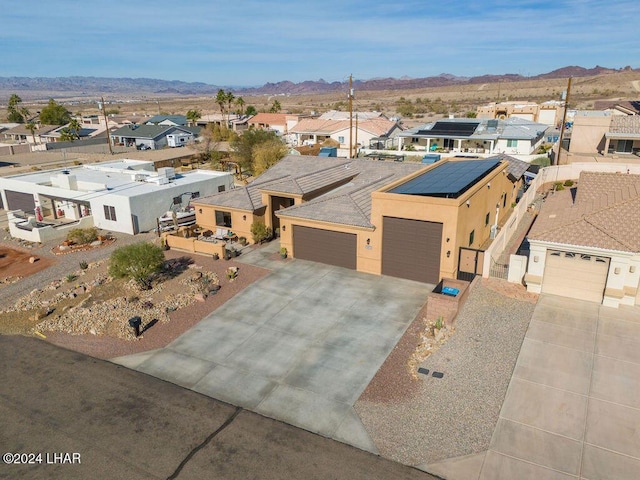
[100,97,113,155]
[354,113,358,158]
[556,77,572,165]
[348,75,354,159]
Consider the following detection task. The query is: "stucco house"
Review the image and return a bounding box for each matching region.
[476,101,563,127]
[569,111,640,156]
[397,117,548,155]
[525,171,640,307]
[2,124,58,144]
[193,155,517,284]
[247,113,304,137]
[0,159,233,240]
[110,124,200,150]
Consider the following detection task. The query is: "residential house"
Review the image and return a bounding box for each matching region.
[0,159,234,240]
[247,113,304,140]
[525,171,640,307]
[477,101,563,127]
[145,115,188,126]
[592,100,640,116]
[193,155,516,284]
[569,112,640,155]
[397,117,547,156]
[110,124,200,150]
[290,117,400,156]
[195,114,249,131]
[3,124,58,144]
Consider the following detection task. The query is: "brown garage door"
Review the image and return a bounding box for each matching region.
[293,225,357,269]
[382,217,442,284]
[4,190,35,213]
[542,250,609,303]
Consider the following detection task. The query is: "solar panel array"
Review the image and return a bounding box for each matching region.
[389,159,502,198]
[417,121,480,137]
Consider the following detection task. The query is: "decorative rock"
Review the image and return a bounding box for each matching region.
[90,240,102,247]
[28,256,38,264]
[194,293,206,302]
[59,245,69,251]
[74,286,86,296]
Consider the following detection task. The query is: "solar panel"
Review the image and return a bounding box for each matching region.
[417,121,479,137]
[389,160,501,198]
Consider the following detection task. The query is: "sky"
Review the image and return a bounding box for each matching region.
[1,0,638,87]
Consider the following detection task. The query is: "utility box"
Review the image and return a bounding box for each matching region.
[422,153,441,164]
[319,147,337,157]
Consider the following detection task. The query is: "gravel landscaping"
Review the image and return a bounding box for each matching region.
[355,279,535,466]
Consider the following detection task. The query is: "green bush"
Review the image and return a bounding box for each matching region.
[563,179,574,187]
[66,227,98,245]
[108,242,165,290]
[554,182,565,191]
[250,222,272,243]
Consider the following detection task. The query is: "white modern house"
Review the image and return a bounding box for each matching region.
[0,159,234,241]
[397,117,547,156]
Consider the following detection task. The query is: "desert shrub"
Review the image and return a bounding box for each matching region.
[250,222,272,243]
[108,242,165,290]
[554,182,565,191]
[79,260,89,270]
[66,227,98,245]
[563,179,574,187]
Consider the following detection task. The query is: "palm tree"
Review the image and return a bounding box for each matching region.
[25,122,37,144]
[269,99,282,113]
[235,97,245,116]
[67,118,82,137]
[215,89,227,121]
[186,109,201,126]
[225,91,235,125]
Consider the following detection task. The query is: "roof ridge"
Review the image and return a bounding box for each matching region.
[583,215,635,251]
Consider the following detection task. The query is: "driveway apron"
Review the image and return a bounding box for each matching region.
[113,257,432,453]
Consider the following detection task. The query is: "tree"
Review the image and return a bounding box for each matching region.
[215,89,227,120]
[269,99,281,113]
[245,105,257,116]
[108,242,165,290]
[39,99,71,125]
[25,121,37,144]
[234,97,245,115]
[186,109,201,125]
[253,139,287,176]
[225,91,235,123]
[7,94,29,123]
[230,129,280,174]
[59,118,82,142]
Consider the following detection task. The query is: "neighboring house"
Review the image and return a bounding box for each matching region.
[110,124,200,150]
[3,124,58,144]
[592,100,640,116]
[525,171,640,307]
[247,113,304,138]
[397,117,547,155]
[0,159,234,240]
[318,110,388,121]
[195,114,249,131]
[476,101,563,127]
[290,117,400,155]
[193,155,516,284]
[569,112,640,155]
[145,115,188,126]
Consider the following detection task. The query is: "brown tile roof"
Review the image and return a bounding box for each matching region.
[528,171,640,252]
[4,124,58,135]
[248,113,299,126]
[290,117,397,137]
[593,100,640,114]
[609,115,640,135]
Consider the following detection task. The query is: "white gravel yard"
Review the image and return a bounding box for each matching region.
[355,280,535,467]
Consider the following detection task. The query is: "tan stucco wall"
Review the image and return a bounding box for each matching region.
[568,114,612,154]
[192,203,263,243]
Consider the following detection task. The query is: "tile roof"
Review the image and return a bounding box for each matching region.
[290,117,397,137]
[248,113,298,125]
[145,115,187,125]
[111,124,172,139]
[608,115,640,135]
[3,124,59,135]
[528,171,640,253]
[488,153,530,180]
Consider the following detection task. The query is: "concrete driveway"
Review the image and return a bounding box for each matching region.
[479,294,640,479]
[114,255,431,453]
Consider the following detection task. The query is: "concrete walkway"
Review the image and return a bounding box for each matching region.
[113,253,432,453]
[477,294,640,479]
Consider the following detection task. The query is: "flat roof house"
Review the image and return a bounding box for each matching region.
[110,124,200,150]
[194,155,516,284]
[0,160,234,241]
[525,171,640,307]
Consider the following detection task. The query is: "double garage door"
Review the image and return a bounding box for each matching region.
[542,250,610,303]
[293,225,357,270]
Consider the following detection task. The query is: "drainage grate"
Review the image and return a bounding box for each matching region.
[432,371,444,378]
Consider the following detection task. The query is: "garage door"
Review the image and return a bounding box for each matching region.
[542,250,609,303]
[382,217,442,284]
[4,190,35,214]
[293,225,357,269]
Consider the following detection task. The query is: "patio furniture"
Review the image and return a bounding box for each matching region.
[442,286,460,297]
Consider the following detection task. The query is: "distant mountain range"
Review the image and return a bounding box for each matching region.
[0,66,635,99]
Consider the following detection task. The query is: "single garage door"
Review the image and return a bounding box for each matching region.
[382,217,442,284]
[293,225,357,270]
[4,190,35,214]
[542,250,610,303]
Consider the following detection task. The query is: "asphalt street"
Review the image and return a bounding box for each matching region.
[0,335,436,480]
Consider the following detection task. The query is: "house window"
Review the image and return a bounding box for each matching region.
[215,210,232,228]
[444,138,455,149]
[469,230,475,246]
[507,139,518,148]
[218,185,226,193]
[503,193,507,208]
[103,205,117,221]
[485,213,490,226]
[338,136,345,144]
[411,137,419,143]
